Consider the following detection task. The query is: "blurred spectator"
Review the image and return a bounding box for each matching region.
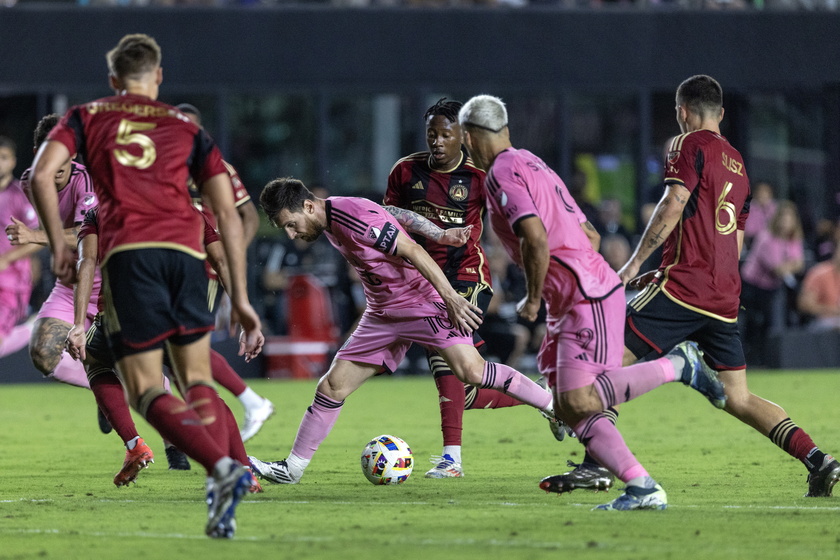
[601,233,631,273]
[568,168,604,233]
[597,198,632,244]
[797,227,840,332]
[744,180,777,249]
[739,201,805,365]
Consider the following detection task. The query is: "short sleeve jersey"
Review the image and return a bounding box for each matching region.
[485,148,621,302]
[658,130,751,321]
[324,196,441,312]
[384,149,491,286]
[47,94,227,264]
[0,179,39,292]
[22,162,98,228]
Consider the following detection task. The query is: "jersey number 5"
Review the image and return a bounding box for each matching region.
[114,119,157,170]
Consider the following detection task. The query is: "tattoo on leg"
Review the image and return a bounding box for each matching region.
[30,318,72,373]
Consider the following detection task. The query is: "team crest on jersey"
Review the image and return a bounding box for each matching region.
[449,184,468,202]
[667,151,680,165]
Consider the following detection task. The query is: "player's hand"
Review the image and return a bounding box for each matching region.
[516,296,541,323]
[5,217,35,245]
[627,270,658,291]
[617,261,641,286]
[444,292,483,333]
[66,324,87,361]
[51,243,77,285]
[438,225,473,247]
[231,300,264,362]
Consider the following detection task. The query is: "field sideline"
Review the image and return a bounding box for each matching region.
[1,370,839,559]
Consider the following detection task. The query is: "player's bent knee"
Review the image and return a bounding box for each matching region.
[29,344,61,374]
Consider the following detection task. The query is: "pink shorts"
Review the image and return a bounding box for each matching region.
[335,302,474,372]
[537,287,625,393]
[0,288,30,336]
[37,281,99,329]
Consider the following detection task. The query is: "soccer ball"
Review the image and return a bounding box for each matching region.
[360,434,413,485]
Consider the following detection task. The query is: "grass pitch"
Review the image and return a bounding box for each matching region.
[1,370,839,559]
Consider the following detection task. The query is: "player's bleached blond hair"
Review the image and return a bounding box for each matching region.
[106,34,162,81]
[458,95,508,134]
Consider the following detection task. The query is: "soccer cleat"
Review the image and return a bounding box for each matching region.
[97,407,113,435]
[240,398,275,443]
[671,341,727,409]
[206,460,251,539]
[248,456,300,484]
[539,460,615,494]
[536,375,574,441]
[248,471,264,494]
[113,438,154,487]
[805,455,840,497]
[165,444,191,471]
[424,454,464,478]
[593,483,668,511]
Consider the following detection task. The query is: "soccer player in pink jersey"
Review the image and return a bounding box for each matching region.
[7,114,99,389]
[619,75,840,498]
[0,136,40,358]
[29,34,262,538]
[459,94,727,511]
[248,177,557,485]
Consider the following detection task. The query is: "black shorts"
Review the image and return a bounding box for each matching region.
[102,249,214,360]
[625,284,745,370]
[452,280,493,348]
[84,315,116,380]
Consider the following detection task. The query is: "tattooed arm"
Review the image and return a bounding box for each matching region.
[617,183,690,285]
[382,206,472,247]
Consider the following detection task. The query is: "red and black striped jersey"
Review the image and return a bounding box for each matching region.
[48,93,227,264]
[656,130,751,321]
[384,148,491,287]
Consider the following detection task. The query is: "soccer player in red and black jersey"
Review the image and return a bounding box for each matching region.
[29,34,263,538]
[385,98,541,479]
[619,75,839,497]
[176,102,274,443]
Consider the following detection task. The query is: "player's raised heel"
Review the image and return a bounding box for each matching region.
[206,461,251,539]
[671,341,727,409]
[240,398,275,443]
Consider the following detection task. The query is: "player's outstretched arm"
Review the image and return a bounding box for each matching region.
[383,205,472,247]
[394,230,482,332]
[617,183,689,285]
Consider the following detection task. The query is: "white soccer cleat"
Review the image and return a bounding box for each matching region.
[424,454,464,478]
[240,398,275,442]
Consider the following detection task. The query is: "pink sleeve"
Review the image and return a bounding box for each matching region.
[486,163,539,232]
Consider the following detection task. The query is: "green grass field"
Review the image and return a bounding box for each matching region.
[1,370,839,560]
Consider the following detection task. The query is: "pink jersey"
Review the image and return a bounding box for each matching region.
[324,196,441,313]
[0,179,39,293]
[21,162,98,229]
[485,149,621,307]
[22,162,101,292]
